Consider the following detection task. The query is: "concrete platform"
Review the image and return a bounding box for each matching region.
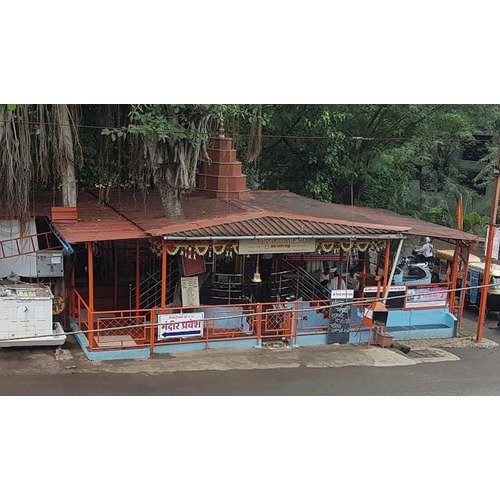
[0,338,461,376]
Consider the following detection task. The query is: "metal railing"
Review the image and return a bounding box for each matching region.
[270,266,330,302]
[128,266,179,310]
[70,283,455,352]
[71,293,334,351]
[0,231,61,259]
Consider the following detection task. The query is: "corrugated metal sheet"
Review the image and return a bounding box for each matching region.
[167,216,400,238]
[243,191,482,243]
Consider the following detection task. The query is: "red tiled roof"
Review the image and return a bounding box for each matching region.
[5,188,480,244]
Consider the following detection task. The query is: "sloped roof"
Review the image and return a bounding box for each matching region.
[7,189,481,244]
[240,191,481,243]
[164,215,405,239]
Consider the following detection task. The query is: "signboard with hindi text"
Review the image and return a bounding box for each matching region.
[363,285,406,309]
[238,238,316,255]
[327,290,353,344]
[181,276,200,307]
[157,312,204,340]
[485,226,500,260]
[405,286,448,309]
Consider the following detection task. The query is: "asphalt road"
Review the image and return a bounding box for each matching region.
[1,341,500,396]
[2,312,500,396]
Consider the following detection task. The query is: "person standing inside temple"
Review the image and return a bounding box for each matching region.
[319,267,331,287]
[328,268,346,291]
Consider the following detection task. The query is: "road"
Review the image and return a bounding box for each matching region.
[2,312,500,395]
[2,340,500,396]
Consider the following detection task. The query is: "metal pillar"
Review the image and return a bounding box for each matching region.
[87,242,95,349]
[113,242,118,309]
[135,240,141,310]
[383,238,404,302]
[477,166,500,341]
[161,240,168,310]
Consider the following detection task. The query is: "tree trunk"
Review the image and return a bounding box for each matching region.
[146,140,184,219]
[155,170,184,219]
[56,104,77,207]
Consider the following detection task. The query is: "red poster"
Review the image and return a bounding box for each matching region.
[181,254,207,277]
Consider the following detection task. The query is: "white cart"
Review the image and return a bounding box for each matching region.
[0,281,66,347]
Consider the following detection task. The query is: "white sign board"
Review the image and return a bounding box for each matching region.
[238,238,316,255]
[157,312,204,340]
[363,285,406,294]
[405,287,448,309]
[331,289,354,300]
[181,276,200,307]
[485,226,500,260]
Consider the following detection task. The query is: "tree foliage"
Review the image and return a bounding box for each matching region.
[0,104,80,223]
[237,104,500,229]
[1,104,499,230]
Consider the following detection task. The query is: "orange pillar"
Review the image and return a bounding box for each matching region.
[87,242,95,349]
[477,172,500,341]
[161,240,168,310]
[135,240,141,310]
[113,243,118,309]
[70,267,75,316]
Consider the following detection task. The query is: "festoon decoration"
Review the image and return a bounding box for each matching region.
[149,238,383,258]
[148,238,238,260]
[316,240,383,254]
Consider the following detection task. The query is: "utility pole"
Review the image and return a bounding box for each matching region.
[476,138,500,341]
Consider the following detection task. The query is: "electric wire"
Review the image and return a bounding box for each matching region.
[0,119,451,142]
[20,280,496,341]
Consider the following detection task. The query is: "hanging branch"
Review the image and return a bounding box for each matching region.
[247,104,263,163]
[0,105,33,226]
[105,105,214,219]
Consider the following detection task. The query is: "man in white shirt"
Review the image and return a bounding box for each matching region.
[328,269,346,291]
[414,237,434,263]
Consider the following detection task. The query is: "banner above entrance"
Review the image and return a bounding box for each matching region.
[238,238,317,255]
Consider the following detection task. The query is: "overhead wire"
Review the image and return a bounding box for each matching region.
[0,119,446,142]
[22,280,496,341]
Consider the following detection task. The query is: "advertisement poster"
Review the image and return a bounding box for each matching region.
[406,286,448,308]
[157,312,204,340]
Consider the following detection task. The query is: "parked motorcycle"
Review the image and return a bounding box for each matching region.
[393,253,433,286]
